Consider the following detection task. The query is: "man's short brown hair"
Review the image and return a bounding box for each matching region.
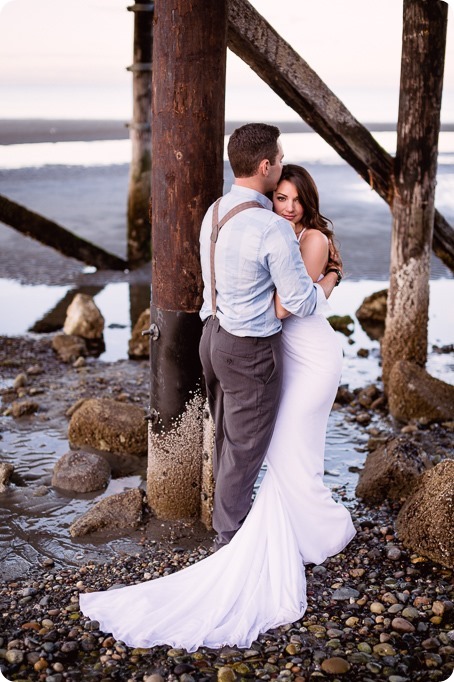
[227,123,281,178]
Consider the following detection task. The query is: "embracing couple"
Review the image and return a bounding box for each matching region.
[80,123,355,651]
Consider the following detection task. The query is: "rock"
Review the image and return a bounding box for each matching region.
[396,460,454,568]
[52,334,87,363]
[327,314,354,336]
[356,435,431,504]
[10,399,39,418]
[128,308,150,359]
[355,288,388,340]
[331,587,360,600]
[52,450,111,493]
[63,293,104,339]
[402,606,420,620]
[217,667,236,682]
[335,385,354,405]
[388,360,454,423]
[0,462,14,492]
[357,384,381,408]
[391,617,415,633]
[26,364,44,375]
[70,488,144,537]
[68,398,147,456]
[386,546,402,561]
[13,372,27,390]
[321,657,350,674]
[5,649,24,664]
[373,642,396,656]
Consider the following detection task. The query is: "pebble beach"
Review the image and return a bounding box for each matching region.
[1,498,453,682]
[0,333,453,682]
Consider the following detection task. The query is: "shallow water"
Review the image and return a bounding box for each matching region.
[0,405,366,581]
[0,422,149,579]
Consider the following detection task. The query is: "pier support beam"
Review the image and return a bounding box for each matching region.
[381,0,448,389]
[126,0,153,266]
[147,0,227,520]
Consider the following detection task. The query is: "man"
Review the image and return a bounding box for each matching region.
[199,123,340,550]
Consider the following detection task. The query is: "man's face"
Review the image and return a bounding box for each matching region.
[266,141,284,192]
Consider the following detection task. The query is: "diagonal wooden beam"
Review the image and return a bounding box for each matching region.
[227,0,454,271]
[0,193,128,271]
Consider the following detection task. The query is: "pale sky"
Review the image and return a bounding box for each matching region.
[0,0,453,121]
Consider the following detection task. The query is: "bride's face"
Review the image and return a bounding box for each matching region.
[273,179,304,228]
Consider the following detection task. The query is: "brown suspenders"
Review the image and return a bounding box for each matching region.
[210,198,264,318]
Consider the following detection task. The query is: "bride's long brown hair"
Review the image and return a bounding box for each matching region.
[277,164,334,239]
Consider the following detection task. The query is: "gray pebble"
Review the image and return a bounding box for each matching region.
[331,587,360,600]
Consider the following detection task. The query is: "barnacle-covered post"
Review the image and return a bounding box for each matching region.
[146,0,227,520]
[381,0,448,389]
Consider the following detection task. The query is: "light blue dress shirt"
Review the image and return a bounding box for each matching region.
[199,185,319,337]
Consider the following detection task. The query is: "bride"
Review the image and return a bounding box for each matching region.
[79,164,356,652]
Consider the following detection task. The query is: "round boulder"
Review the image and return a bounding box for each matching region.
[388,360,454,423]
[52,333,87,363]
[356,435,431,504]
[355,288,388,340]
[396,460,454,568]
[68,398,147,456]
[52,450,111,493]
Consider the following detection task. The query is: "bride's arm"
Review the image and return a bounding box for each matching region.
[299,230,329,281]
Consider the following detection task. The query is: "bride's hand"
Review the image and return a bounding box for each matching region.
[327,240,343,276]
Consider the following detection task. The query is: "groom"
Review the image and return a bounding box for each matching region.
[199,123,339,550]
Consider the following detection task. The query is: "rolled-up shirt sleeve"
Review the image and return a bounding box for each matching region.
[265,218,318,318]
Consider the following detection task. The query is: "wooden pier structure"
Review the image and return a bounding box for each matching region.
[0,0,452,523]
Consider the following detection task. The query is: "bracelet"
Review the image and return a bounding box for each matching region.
[325,268,342,286]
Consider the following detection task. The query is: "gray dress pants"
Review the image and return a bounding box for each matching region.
[199,316,283,548]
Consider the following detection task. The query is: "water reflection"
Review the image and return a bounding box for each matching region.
[0,425,148,579]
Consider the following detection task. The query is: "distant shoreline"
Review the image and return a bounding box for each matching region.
[2,118,453,145]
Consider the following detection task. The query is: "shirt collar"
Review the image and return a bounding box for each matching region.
[230,184,273,210]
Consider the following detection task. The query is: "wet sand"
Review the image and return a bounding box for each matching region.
[0,118,409,145]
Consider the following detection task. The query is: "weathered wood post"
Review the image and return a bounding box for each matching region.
[381,0,448,390]
[147,0,227,520]
[126,0,153,266]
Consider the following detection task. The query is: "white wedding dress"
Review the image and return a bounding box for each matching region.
[79,303,356,652]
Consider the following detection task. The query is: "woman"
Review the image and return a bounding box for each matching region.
[79,165,355,652]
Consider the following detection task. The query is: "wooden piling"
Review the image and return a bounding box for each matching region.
[381,0,448,388]
[126,0,153,266]
[147,0,227,520]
